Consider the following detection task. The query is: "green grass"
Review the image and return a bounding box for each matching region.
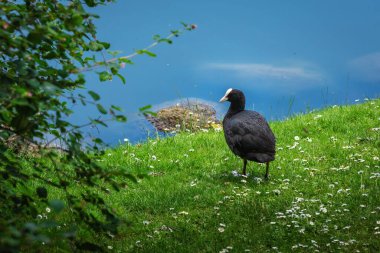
[42,100,380,252]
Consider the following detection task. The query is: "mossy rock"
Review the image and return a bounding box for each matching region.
[146,102,221,132]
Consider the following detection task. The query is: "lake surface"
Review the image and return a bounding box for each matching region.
[66,1,380,146]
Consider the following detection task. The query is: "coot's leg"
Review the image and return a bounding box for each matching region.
[242,159,247,175]
[265,162,270,179]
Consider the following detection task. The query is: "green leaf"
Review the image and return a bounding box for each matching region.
[71,14,83,26]
[144,111,157,117]
[88,91,100,101]
[85,0,96,7]
[98,71,113,82]
[96,104,107,114]
[92,138,104,144]
[50,129,60,137]
[110,67,118,75]
[27,29,44,43]
[159,38,173,44]
[143,50,156,57]
[92,119,108,127]
[136,49,156,57]
[89,41,104,51]
[80,98,87,106]
[42,82,59,95]
[139,105,152,112]
[28,79,40,88]
[11,98,32,107]
[116,73,126,84]
[107,50,122,56]
[171,30,180,37]
[181,21,192,30]
[111,105,122,111]
[84,55,96,62]
[115,115,127,122]
[119,58,133,64]
[100,42,110,49]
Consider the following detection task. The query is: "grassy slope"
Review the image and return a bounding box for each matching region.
[96,100,378,252]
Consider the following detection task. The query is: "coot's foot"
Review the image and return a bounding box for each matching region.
[265,162,270,180]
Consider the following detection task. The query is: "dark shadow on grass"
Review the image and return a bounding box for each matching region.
[208,165,271,187]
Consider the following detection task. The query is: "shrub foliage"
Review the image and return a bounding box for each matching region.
[0,0,193,251]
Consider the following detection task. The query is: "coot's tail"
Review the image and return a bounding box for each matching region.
[245,152,275,163]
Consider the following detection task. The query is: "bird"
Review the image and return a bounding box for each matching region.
[219,88,276,179]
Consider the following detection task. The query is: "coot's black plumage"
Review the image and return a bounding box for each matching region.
[219,88,276,178]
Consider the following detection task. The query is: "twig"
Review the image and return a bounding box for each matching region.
[76,24,195,73]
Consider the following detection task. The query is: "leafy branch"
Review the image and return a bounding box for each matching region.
[75,23,197,73]
[0,0,195,250]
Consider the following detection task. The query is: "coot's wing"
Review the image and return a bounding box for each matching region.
[227,111,275,154]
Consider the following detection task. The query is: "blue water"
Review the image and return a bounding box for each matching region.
[63,1,380,146]
[68,81,379,146]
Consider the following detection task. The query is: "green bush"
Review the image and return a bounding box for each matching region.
[0,1,193,251]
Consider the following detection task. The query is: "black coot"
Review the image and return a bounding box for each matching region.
[219,88,276,179]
